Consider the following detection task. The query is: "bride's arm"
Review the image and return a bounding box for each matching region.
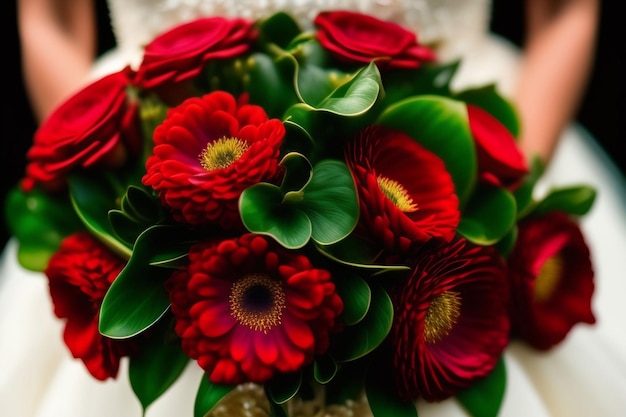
[18,0,97,122]
[515,0,600,165]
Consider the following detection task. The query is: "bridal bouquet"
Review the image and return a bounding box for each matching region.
[6,10,597,417]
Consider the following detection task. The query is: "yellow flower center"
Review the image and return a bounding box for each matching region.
[424,291,461,344]
[534,255,563,302]
[199,137,249,171]
[377,175,418,212]
[229,274,286,333]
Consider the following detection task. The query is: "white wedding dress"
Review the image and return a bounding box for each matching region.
[2,1,625,416]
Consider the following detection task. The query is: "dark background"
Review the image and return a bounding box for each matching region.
[2,0,625,247]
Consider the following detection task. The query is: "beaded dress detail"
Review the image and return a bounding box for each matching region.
[105,0,491,65]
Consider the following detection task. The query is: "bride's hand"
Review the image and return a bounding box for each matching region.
[18,0,97,122]
[514,0,600,166]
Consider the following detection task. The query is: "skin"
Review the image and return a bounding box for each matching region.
[515,0,600,165]
[18,0,97,121]
[17,0,600,166]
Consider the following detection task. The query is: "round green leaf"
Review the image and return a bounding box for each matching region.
[458,184,517,246]
[377,95,477,205]
[301,160,359,245]
[240,183,313,249]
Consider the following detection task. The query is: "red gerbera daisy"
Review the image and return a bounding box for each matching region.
[166,233,343,385]
[388,238,510,401]
[508,211,595,350]
[142,91,285,229]
[345,125,460,252]
[45,232,136,380]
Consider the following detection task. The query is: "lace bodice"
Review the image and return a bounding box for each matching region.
[105,0,492,65]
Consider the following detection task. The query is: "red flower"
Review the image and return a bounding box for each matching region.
[467,105,528,190]
[314,11,435,69]
[388,238,510,401]
[142,91,285,229]
[134,17,257,92]
[22,69,141,192]
[45,232,135,380]
[508,211,595,350]
[166,233,343,385]
[345,126,459,253]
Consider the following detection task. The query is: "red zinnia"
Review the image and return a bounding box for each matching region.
[45,232,135,380]
[388,238,510,401]
[345,125,459,253]
[166,233,343,385]
[142,91,285,229]
[508,211,595,350]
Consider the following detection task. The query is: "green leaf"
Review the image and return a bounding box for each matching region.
[245,52,299,117]
[194,377,234,417]
[240,159,359,249]
[129,324,190,411]
[456,356,507,417]
[455,85,520,138]
[301,160,359,245]
[325,361,368,405]
[314,62,383,116]
[378,61,459,106]
[4,187,82,271]
[366,365,417,417]
[109,185,165,248]
[69,173,132,258]
[513,156,545,219]
[279,152,313,194]
[331,283,394,362]
[99,225,195,338]
[332,271,371,326]
[314,354,338,384]
[532,185,597,216]
[240,182,313,249]
[458,184,517,246]
[257,12,302,48]
[266,371,302,404]
[377,96,476,205]
[316,234,410,271]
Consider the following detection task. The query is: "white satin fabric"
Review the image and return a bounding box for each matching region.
[2,0,626,415]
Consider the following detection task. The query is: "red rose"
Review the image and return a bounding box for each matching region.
[467,104,528,190]
[142,91,285,229]
[22,69,140,192]
[45,232,136,380]
[508,211,595,350]
[314,11,435,69]
[134,17,257,92]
